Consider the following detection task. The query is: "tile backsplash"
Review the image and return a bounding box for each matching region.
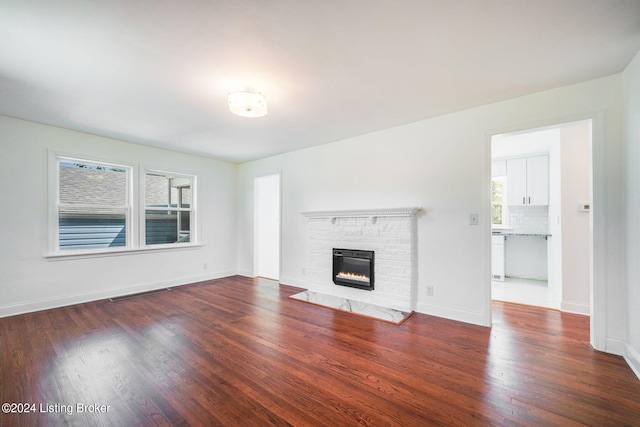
[508,206,548,234]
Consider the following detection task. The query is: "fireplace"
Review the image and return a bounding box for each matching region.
[333,248,374,291]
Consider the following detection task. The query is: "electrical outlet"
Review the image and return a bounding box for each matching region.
[470,214,479,225]
[203,263,208,270]
[426,286,434,296]
[302,268,306,275]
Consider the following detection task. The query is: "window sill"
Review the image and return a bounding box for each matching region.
[45,244,203,261]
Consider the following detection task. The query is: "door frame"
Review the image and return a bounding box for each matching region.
[485,112,604,351]
[253,173,282,281]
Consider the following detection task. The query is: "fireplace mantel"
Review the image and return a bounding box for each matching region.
[302,207,421,224]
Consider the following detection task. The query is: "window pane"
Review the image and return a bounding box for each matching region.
[145,210,191,245]
[59,207,126,250]
[179,186,191,208]
[145,173,171,207]
[143,171,194,246]
[491,179,503,203]
[179,211,190,238]
[145,173,192,208]
[491,177,506,225]
[492,204,503,225]
[59,162,127,206]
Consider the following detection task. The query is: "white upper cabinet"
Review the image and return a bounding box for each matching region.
[526,155,549,205]
[507,157,527,205]
[506,155,548,206]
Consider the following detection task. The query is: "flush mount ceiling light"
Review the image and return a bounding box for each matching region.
[228,89,267,117]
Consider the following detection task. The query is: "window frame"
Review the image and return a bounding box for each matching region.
[49,153,134,255]
[47,152,199,259]
[142,168,197,248]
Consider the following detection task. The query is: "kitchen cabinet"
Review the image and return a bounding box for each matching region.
[491,235,505,281]
[507,155,548,206]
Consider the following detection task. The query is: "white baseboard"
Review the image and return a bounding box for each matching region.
[415,302,490,327]
[278,275,307,289]
[605,337,627,356]
[624,343,640,380]
[0,270,237,318]
[235,273,305,290]
[237,270,254,278]
[561,300,590,315]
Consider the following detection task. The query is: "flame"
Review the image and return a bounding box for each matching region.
[336,272,370,283]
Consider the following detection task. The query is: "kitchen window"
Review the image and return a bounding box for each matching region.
[492,176,509,227]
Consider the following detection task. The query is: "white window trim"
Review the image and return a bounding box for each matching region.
[46,152,199,259]
[45,244,204,261]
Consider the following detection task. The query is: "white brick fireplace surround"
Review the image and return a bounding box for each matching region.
[301,208,421,312]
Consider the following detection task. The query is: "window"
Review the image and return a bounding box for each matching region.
[144,171,195,246]
[55,158,131,251]
[491,176,508,227]
[49,154,197,256]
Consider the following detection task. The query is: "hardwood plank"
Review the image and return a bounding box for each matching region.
[1,276,639,426]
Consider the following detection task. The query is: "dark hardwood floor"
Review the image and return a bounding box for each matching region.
[1,276,639,426]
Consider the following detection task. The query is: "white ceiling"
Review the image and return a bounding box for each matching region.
[1,1,639,163]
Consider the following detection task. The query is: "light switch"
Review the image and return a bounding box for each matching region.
[470,214,479,225]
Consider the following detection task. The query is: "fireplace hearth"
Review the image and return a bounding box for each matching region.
[333,248,374,291]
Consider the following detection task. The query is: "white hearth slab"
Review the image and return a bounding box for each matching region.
[289,290,412,324]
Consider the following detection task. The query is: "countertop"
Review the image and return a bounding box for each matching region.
[492,230,552,238]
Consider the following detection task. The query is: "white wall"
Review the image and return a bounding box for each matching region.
[559,120,591,315]
[623,50,640,377]
[0,115,238,317]
[237,75,625,344]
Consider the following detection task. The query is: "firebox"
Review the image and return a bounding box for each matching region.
[332,248,374,291]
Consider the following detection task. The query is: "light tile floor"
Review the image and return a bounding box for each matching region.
[492,278,559,310]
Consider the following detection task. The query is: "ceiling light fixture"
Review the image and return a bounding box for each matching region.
[228,89,267,117]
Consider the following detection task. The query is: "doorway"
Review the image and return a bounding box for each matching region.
[254,174,281,281]
[490,120,592,314]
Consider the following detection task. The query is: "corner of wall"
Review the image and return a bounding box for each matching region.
[560,300,590,316]
[606,337,627,357]
[625,343,640,380]
[622,47,640,379]
[278,275,306,289]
